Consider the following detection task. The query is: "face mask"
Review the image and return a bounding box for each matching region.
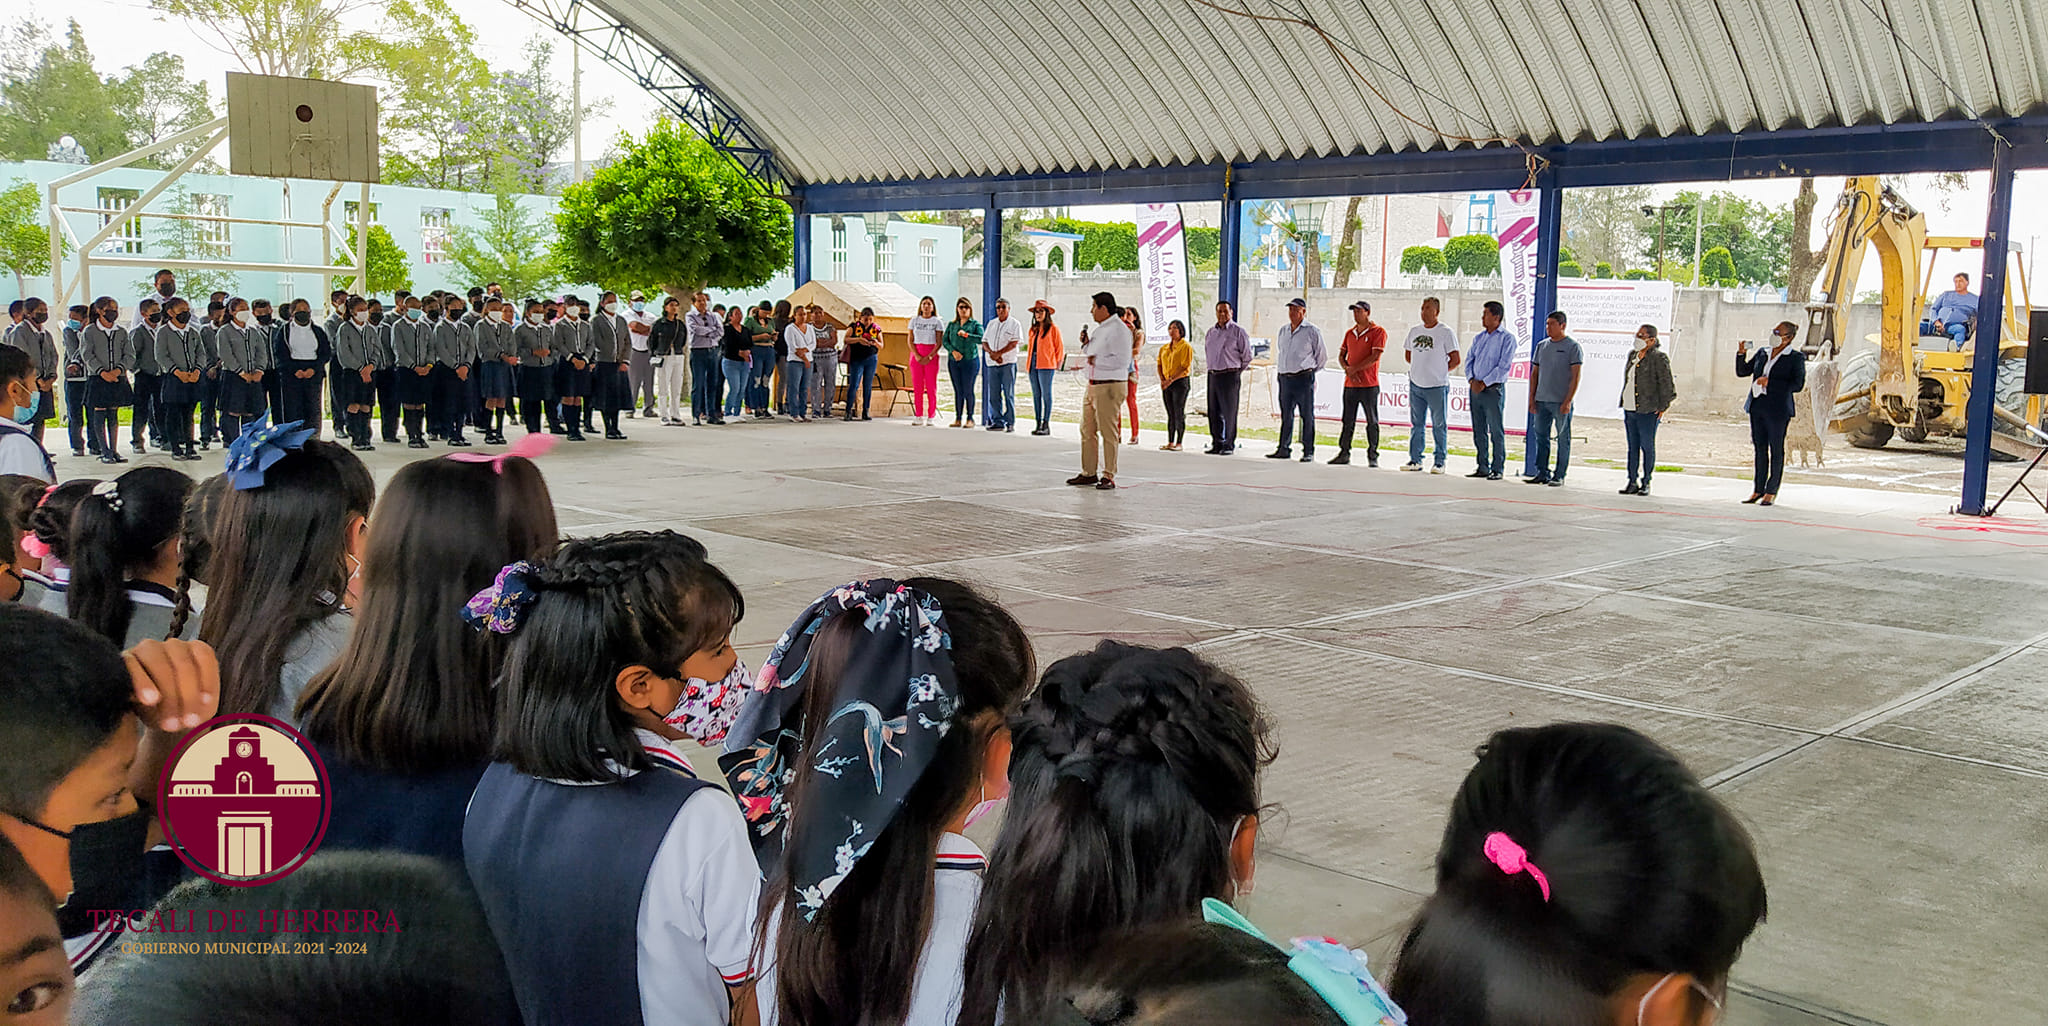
[292,310,311,326]
[526,313,543,325]
[256,313,274,325]
[174,311,191,325]
[663,656,751,745]
[964,779,1002,829]
[604,302,620,315]
[12,389,41,424]
[145,313,163,326]
[353,311,369,324]
[429,309,446,322]
[631,301,646,313]
[99,311,116,326]
[60,807,152,915]
[66,318,82,332]
[448,307,465,319]
[1636,973,1722,1026]
[408,309,424,322]
[1227,815,1254,899]
[370,310,384,325]
[157,281,176,297]
[489,310,506,323]
[1634,337,1649,351]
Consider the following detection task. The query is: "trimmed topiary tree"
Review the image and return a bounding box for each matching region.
[1442,233,1501,276]
[1400,245,1447,274]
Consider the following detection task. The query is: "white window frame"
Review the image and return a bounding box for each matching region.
[343,200,381,224]
[97,187,144,255]
[876,234,896,278]
[918,239,936,282]
[193,193,232,258]
[830,224,848,281]
[420,206,453,264]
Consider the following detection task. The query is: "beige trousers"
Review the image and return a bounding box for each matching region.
[1080,380,1124,477]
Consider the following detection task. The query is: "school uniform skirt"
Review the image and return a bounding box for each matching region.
[219,374,268,416]
[479,360,515,401]
[86,374,134,408]
[335,369,376,406]
[517,364,555,402]
[159,373,204,406]
[555,360,591,399]
[395,366,436,406]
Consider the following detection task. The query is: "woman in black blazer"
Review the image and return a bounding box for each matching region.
[1736,321,1807,507]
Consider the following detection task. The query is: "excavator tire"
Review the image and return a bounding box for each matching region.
[1832,349,1879,422]
[1898,423,1929,443]
[1845,418,1894,449]
[1995,355,2029,439]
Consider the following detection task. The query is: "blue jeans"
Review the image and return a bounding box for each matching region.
[985,363,1016,427]
[1531,400,1572,479]
[1276,371,1316,455]
[1469,383,1506,475]
[948,358,978,421]
[748,346,776,411]
[782,361,810,416]
[1623,409,1659,483]
[689,348,719,419]
[722,358,750,416]
[844,353,878,417]
[1030,367,1055,428]
[1407,383,1449,466]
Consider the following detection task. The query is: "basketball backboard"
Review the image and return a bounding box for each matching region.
[225,72,379,183]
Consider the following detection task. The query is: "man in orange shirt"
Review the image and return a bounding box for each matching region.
[1331,300,1386,466]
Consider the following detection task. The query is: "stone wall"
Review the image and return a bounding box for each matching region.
[962,268,1881,417]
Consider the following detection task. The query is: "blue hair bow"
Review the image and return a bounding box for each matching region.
[464,560,541,634]
[1202,899,1407,1026]
[224,415,316,490]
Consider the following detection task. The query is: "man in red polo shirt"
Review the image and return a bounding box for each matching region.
[1331,300,1386,466]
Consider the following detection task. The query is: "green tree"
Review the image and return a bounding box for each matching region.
[1186,225,1221,273]
[1442,233,1500,276]
[552,119,791,295]
[1699,246,1738,287]
[149,0,383,80]
[1592,261,1615,279]
[330,223,411,294]
[1647,190,1790,288]
[132,187,239,296]
[1558,259,1584,278]
[1028,217,1138,271]
[448,191,563,300]
[1399,245,1446,274]
[106,52,218,170]
[1562,185,1652,276]
[1330,196,1363,287]
[1622,268,1655,281]
[1,180,54,293]
[0,19,130,163]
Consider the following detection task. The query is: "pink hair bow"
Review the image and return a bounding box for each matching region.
[1483,831,1551,902]
[446,432,557,471]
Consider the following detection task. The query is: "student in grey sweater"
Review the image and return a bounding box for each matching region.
[333,297,383,452]
[216,298,272,444]
[390,296,436,449]
[81,299,134,464]
[154,298,209,461]
[431,300,477,448]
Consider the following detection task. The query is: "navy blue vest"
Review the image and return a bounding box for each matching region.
[464,762,710,1026]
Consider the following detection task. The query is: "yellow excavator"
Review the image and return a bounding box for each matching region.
[1811,177,2041,452]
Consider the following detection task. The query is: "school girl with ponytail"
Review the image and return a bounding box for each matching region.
[199,420,373,722]
[956,641,1274,1026]
[65,466,195,647]
[718,577,1034,1026]
[462,530,760,1026]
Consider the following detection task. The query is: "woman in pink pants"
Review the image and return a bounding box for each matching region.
[908,296,944,425]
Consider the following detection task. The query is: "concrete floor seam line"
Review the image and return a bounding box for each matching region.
[1258,846,1431,898]
[1722,983,1892,1026]
[1699,737,1824,789]
[1246,631,1819,737]
[550,501,637,521]
[1196,532,1523,586]
[948,579,1249,632]
[1837,735,2048,781]
[1575,585,2021,648]
[1820,627,2048,737]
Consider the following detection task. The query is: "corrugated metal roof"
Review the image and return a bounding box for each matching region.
[600,0,2048,185]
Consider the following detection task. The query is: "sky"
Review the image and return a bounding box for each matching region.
[29,0,2048,298]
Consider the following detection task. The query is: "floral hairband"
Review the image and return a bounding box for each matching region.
[463,560,541,634]
[224,415,316,490]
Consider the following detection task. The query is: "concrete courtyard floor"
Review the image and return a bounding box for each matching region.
[145,408,2048,1026]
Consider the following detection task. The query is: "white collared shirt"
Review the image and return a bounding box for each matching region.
[1083,316,1133,379]
[784,323,815,361]
[982,316,1024,366]
[626,309,657,351]
[633,741,761,1023]
[1754,343,1793,398]
[755,832,986,1026]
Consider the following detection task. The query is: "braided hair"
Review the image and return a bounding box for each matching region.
[67,467,193,646]
[167,474,230,641]
[491,530,742,783]
[25,479,99,567]
[957,642,1274,1026]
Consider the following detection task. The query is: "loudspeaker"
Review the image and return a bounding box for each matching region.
[2028,310,2048,395]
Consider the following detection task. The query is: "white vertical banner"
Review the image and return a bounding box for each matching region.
[1136,203,1189,345]
[1556,280,1676,419]
[1496,189,1541,417]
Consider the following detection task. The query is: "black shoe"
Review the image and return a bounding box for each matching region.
[447,435,473,447]
[1525,475,1551,485]
[1095,477,1117,490]
[407,437,429,449]
[1005,426,1015,433]
[1328,452,1350,465]
[1486,472,1501,480]
[986,424,1002,431]
[1035,428,1052,436]
[1638,481,1652,496]
[1620,483,1640,495]
[565,427,586,441]
[383,436,401,445]
[1299,453,1313,463]
[1066,474,1099,486]
[1546,479,1564,487]
[1265,450,1291,460]
[352,440,376,452]
[548,425,566,435]
[98,453,123,465]
[860,415,873,421]
[1466,470,1490,478]
[605,430,627,440]
[131,442,147,455]
[199,440,210,451]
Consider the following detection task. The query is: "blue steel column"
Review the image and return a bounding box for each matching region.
[790,191,812,288]
[1522,180,1563,478]
[983,201,1002,318]
[1959,140,2017,515]
[1218,168,1242,314]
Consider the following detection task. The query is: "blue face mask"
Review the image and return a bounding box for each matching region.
[631,301,646,313]
[407,309,424,321]
[11,390,40,425]
[67,319,82,332]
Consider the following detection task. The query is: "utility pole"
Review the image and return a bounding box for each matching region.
[571,45,583,185]
[1641,202,1690,280]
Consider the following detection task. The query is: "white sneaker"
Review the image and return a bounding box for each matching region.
[1429,465,1444,475]
[1400,462,1423,472]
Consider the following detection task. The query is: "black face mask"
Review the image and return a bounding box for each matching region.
[369,310,384,325]
[146,313,163,326]
[157,281,176,298]
[99,312,116,326]
[426,309,442,321]
[256,313,274,325]
[53,806,153,933]
[172,312,189,325]
[293,310,312,326]
[28,311,47,325]
[447,307,465,319]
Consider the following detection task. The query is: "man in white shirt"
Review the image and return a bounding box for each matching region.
[1401,296,1462,473]
[1069,292,1131,491]
[980,298,1023,433]
[625,290,658,417]
[1267,297,1327,463]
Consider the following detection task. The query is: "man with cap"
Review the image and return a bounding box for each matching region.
[1268,297,1326,463]
[624,289,657,416]
[1331,300,1385,466]
[1203,301,1252,454]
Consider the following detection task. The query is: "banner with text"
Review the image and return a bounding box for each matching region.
[1554,280,1676,419]
[1265,364,1521,436]
[1136,204,1189,346]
